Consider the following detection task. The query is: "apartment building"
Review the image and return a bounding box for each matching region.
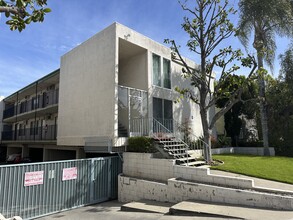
[0,23,211,162]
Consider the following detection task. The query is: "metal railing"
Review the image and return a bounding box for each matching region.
[172,120,208,152]
[0,157,122,219]
[130,118,173,136]
[130,118,151,137]
[152,118,190,160]
[130,117,208,159]
[2,125,57,141]
[3,90,59,119]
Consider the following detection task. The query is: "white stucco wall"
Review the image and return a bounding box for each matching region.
[116,23,204,137]
[118,44,148,91]
[58,22,209,146]
[58,24,117,146]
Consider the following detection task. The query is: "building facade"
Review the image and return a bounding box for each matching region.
[0,23,210,162]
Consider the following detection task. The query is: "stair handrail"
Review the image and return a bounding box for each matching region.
[152,118,190,162]
[172,119,209,160]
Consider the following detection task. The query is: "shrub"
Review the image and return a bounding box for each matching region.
[211,135,231,148]
[127,137,156,153]
[271,142,293,157]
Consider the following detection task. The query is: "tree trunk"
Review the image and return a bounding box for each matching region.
[200,105,212,163]
[256,51,270,156]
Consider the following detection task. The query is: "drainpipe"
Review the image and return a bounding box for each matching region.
[128,88,131,137]
[34,82,38,141]
[15,92,19,141]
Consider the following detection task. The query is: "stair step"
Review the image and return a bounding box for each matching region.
[157,142,184,146]
[176,157,196,162]
[165,149,187,154]
[118,122,128,137]
[197,164,210,168]
[154,137,176,141]
[171,154,189,159]
[183,160,206,166]
[162,144,186,148]
[168,151,188,156]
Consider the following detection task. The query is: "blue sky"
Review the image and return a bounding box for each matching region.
[0,0,291,97]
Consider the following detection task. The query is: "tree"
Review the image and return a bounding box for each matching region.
[279,45,293,88]
[0,0,51,31]
[267,45,293,157]
[238,0,293,155]
[216,75,258,146]
[266,78,293,156]
[165,0,257,163]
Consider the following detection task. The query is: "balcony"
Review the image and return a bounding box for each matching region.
[3,90,59,122]
[1,125,57,142]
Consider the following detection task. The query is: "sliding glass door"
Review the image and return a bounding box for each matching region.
[153,97,173,131]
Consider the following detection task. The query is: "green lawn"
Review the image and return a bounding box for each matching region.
[211,155,293,184]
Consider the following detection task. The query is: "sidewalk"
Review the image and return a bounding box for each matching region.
[36,172,293,220]
[36,200,231,220]
[210,170,293,191]
[36,199,293,220]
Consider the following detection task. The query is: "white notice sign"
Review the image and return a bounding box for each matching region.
[62,167,77,181]
[24,171,44,186]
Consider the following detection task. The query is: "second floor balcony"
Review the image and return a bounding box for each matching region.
[1,125,57,142]
[3,90,59,122]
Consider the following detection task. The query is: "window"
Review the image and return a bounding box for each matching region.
[19,124,23,136]
[20,101,27,113]
[163,58,171,89]
[29,121,38,135]
[152,54,171,89]
[163,99,173,120]
[153,98,173,131]
[19,124,25,136]
[153,97,163,120]
[30,121,34,135]
[35,120,39,135]
[152,54,161,86]
[31,97,38,110]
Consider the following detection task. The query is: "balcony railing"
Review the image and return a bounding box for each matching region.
[130,118,173,136]
[130,117,207,152]
[3,89,59,119]
[1,125,57,141]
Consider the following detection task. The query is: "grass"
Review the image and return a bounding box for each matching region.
[211,154,293,184]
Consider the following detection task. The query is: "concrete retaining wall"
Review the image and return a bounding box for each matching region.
[118,175,168,202]
[123,153,174,182]
[124,153,254,189]
[119,153,293,210]
[211,147,275,156]
[119,175,293,210]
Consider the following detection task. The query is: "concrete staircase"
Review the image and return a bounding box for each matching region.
[154,137,206,167]
[118,122,128,137]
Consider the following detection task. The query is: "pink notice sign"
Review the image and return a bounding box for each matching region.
[24,171,44,186]
[62,167,78,181]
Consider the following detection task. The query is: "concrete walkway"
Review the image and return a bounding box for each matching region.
[36,200,233,220]
[210,170,293,191]
[36,171,293,220]
[170,200,293,220]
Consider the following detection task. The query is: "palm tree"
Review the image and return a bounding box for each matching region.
[238,0,293,155]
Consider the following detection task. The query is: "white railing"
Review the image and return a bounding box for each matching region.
[172,120,208,152]
[152,118,190,161]
[130,117,208,159]
[130,118,151,137]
